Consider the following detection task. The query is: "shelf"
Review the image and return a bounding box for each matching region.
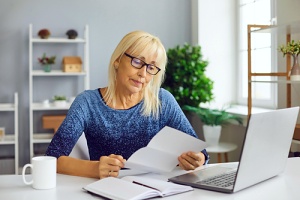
[0,93,18,174]
[29,24,90,159]
[249,80,300,84]
[33,133,53,143]
[31,70,87,76]
[0,135,16,145]
[31,37,85,43]
[0,104,15,111]
[251,21,300,35]
[32,102,71,111]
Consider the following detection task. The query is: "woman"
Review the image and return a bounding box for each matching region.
[45,30,209,179]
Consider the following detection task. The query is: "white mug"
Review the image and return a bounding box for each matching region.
[22,156,57,189]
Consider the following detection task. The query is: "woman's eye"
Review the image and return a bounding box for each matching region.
[132,58,142,66]
[148,65,155,71]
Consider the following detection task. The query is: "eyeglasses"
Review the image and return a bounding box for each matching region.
[124,53,161,75]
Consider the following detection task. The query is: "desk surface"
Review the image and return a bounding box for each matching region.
[1,158,300,200]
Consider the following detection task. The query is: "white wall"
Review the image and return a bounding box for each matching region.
[192,0,237,107]
[0,0,193,169]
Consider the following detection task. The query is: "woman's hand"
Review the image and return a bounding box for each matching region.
[98,154,126,179]
[178,151,205,170]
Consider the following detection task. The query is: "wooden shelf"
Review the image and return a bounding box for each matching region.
[251,21,300,35]
[248,23,300,142]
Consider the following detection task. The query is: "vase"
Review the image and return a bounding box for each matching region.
[290,55,300,81]
[53,100,67,107]
[43,64,52,72]
[203,125,221,146]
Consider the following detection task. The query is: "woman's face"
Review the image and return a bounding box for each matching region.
[114,51,157,95]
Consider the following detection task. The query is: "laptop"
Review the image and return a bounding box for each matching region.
[169,107,299,193]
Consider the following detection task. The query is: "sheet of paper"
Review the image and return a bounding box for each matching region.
[124,126,207,173]
[147,126,207,155]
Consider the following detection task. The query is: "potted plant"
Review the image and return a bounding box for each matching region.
[38,53,56,72]
[279,40,300,81]
[162,43,214,108]
[53,95,67,107]
[183,105,243,146]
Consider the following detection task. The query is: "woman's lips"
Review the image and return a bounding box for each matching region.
[132,79,143,86]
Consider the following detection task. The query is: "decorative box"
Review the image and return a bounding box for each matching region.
[42,115,66,133]
[62,56,82,72]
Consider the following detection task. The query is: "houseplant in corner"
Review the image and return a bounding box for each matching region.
[162,43,214,108]
[183,105,243,146]
[279,40,300,81]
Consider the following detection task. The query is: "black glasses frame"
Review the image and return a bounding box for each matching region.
[124,53,161,75]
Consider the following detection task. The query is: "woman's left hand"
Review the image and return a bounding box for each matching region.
[178,151,205,170]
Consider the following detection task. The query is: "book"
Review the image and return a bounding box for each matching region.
[124,126,207,173]
[83,176,193,200]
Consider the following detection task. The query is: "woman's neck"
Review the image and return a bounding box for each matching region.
[100,87,143,110]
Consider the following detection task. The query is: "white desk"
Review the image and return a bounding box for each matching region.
[206,142,238,163]
[1,158,300,200]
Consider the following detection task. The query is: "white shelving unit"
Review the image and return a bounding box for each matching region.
[0,93,19,174]
[29,24,90,159]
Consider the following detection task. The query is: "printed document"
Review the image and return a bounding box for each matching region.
[124,126,207,173]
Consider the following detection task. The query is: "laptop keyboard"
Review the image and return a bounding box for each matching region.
[197,170,237,188]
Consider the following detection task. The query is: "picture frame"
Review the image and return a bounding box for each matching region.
[0,127,5,140]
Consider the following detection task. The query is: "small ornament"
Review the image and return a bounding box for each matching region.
[38,29,51,39]
[66,29,78,39]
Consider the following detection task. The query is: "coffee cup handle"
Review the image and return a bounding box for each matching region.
[22,164,33,185]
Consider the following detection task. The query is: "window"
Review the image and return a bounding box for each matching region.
[238,0,277,108]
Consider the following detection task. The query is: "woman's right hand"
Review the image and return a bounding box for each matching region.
[98,154,126,179]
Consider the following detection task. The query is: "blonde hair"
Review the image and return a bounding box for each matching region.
[104,30,167,118]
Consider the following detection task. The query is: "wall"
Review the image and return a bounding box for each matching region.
[193,0,237,107]
[190,0,243,163]
[0,0,192,170]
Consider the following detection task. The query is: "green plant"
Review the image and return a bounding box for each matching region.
[162,43,214,108]
[53,95,66,101]
[38,53,56,65]
[183,105,243,126]
[279,40,300,56]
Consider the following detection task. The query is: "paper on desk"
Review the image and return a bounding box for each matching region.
[124,126,207,173]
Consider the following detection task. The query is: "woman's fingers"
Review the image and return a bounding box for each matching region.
[98,155,126,179]
[178,152,204,170]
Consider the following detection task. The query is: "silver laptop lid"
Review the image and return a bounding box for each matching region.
[234,107,299,192]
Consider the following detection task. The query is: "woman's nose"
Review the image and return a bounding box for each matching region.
[138,65,147,77]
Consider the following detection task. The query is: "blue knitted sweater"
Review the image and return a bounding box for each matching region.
[45,88,209,163]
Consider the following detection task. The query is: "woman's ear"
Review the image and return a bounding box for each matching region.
[114,60,119,69]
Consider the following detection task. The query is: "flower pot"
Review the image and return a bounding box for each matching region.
[43,64,52,72]
[53,100,67,107]
[203,125,221,146]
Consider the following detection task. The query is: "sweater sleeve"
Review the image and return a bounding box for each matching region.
[45,92,89,158]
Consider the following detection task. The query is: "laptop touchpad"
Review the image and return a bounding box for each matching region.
[170,166,236,183]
